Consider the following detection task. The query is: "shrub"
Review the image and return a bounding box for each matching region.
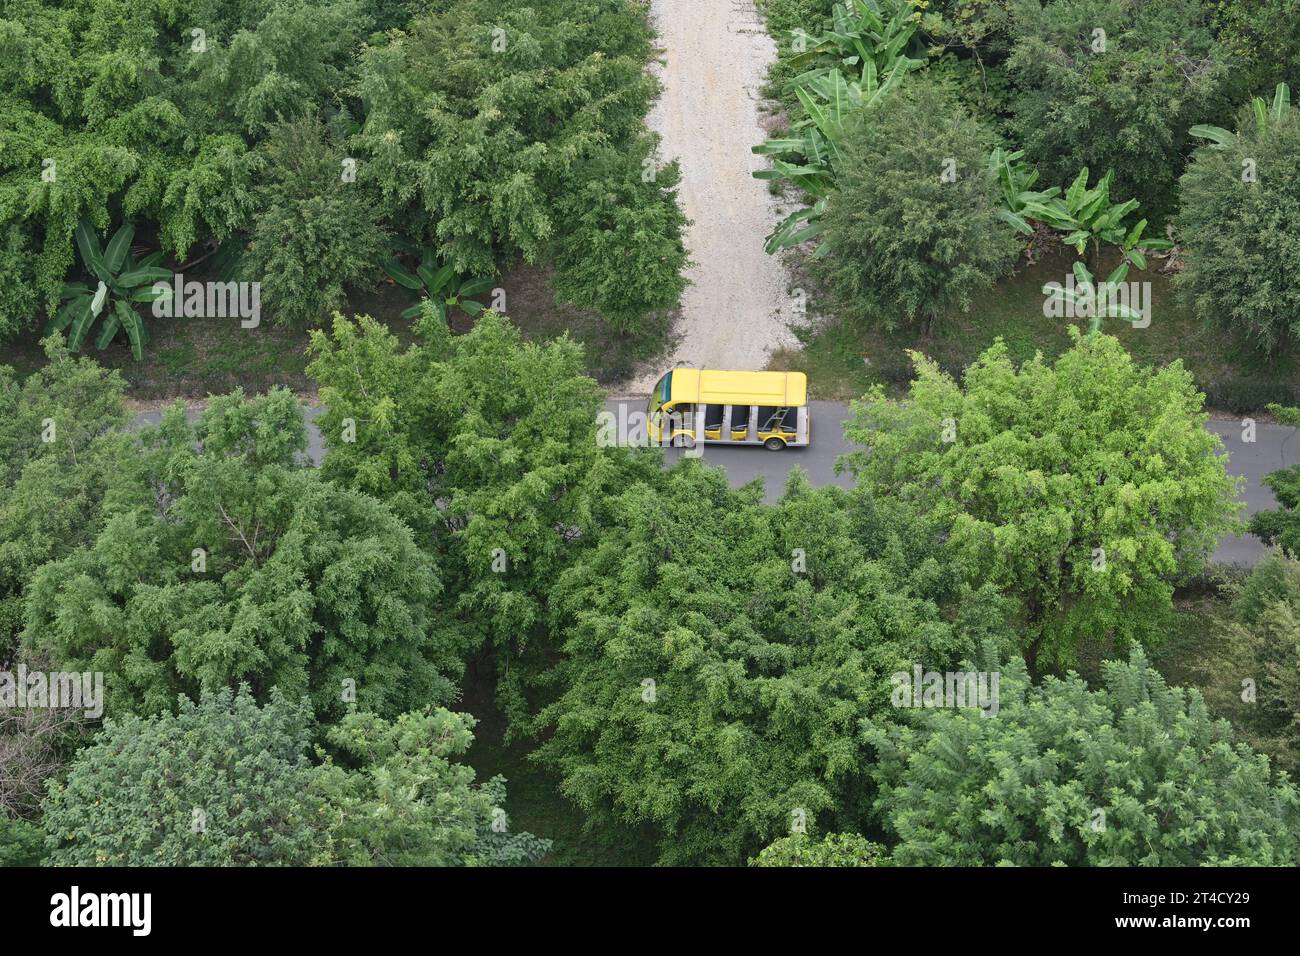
[817,78,1019,332]
[1175,90,1300,355]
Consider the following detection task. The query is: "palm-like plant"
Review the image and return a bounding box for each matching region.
[988,148,1062,232]
[753,0,925,255]
[46,220,171,360]
[1190,82,1291,147]
[1045,261,1143,334]
[1018,168,1172,269]
[380,242,495,323]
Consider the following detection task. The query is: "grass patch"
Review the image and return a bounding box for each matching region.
[0,262,665,400]
[460,656,660,867]
[769,246,1300,412]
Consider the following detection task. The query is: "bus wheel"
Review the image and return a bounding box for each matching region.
[764,437,786,451]
[675,434,696,449]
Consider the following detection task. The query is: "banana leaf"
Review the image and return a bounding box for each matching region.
[46,295,88,334]
[997,209,1034,235]
[75,220,111,283]
[94,309,121,350]
[458,277,496,298]
[1189,124,1236,147]
[117,266,173,288]
[1064,168,1090,211]
[104,223,135,273]
[117,301,145,361]
[67,296,98,351]
[381,256,423,291]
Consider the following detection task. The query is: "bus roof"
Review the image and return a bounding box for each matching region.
[668,369,807,407]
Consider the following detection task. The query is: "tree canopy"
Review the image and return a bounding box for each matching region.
[864,649,1300,866]
[841,331,1241,672]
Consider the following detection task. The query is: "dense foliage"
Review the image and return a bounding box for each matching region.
[842,331,1240,672]
[22,387,469,723]
[864,649,1300,865]
[2,0,1297,873]
[1176,87,1300,355]
[1004,0,1232,222]
[817,78,1020,331]
[0,337,131,661]
[350,0,687,332]
[535,465,1012,864]
[306,309,659,723]
[41,685,546,866]
[1211,555,1300,778]
[0,0,685,342]
[750,831,888,867]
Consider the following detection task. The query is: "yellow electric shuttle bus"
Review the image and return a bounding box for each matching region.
[646,368,809,450]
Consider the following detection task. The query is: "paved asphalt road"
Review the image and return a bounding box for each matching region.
[135,398,1292,566]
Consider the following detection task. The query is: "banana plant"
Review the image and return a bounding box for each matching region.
[46,220,172,360]
[380,242,495,323]
[784,0,926,80]
[1044,260,1144,335]
[1023,168,1171,268]
[753,0,925,256]
[987,148,1062,234]
[1190,82,1291,147]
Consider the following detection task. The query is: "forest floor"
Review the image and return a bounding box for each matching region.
[623,0,799,393]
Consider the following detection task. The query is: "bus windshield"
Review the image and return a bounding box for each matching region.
[650,371,672,412]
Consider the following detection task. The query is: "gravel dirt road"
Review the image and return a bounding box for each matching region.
[625,0,797,393]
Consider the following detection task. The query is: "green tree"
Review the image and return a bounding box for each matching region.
[22,387,468,723]
[42,686,546,867]
[750,831,889,867]
[307,310,660,724]
[0,336,131,661]
[535,464,1012,864]
[317,707,551,866]
[1006,0,1231,221]
[841,332,1241,673]
[1176,87,1300,355]
[863,649,1300,866]
[42,686,330,866]
[351,0,686,335]
[816,78,1019,332]
[239,113,388,327]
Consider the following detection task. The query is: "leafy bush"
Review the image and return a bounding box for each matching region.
[864,648,1300,866]
[240,114,388,327]
[817,78,1019,331]
[1176,86,1300,355]
[43,687,329,866]
[750,831,889,867]
[22,387,470,723]
[41,686,547,866]
[1006,0,1232,222]
[842,331,1242,672]
[535,465,1012,864]
[0,337,130,661]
